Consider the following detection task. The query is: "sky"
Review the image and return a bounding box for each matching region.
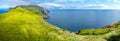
[0,0,120,9]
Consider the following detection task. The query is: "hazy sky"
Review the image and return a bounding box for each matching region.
[0,0,120,9]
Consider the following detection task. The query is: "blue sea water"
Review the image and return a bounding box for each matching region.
[0,9,120,32]
[0,9,9,14]
[45,10,120,32]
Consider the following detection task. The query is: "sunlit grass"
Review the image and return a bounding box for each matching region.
[0,7,80,41]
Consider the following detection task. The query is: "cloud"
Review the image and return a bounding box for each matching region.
[1,0,119,9]
[109,4,120,9]
[83,4,109,8]
[38,2,63,9]
[59,4,109,9]
[55,0,85,2]
[113,0,120,2]
[2,0,30,7]
[38,2,110,9]
[0,5,9,8]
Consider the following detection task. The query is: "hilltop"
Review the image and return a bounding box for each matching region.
[10,5,48,15]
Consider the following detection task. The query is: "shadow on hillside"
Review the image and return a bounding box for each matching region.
[107,34,120,41]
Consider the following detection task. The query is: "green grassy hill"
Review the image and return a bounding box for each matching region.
[0,6,120,41]
[0,7,80,41]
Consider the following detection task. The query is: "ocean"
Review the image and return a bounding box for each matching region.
[45,10,120,32]
[0,9,9,14]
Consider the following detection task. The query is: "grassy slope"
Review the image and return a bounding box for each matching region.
[0,7,120,41]
[0,7,80,41]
